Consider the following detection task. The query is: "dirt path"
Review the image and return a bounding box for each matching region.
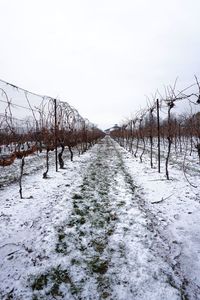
[0,137,195,299]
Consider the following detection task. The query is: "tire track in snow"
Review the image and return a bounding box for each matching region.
[106,139,181,300]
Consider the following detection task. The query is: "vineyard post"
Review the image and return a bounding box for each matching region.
[54,98,58,172]
[157,99,161,173]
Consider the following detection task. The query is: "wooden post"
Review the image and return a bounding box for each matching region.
[157,99,161,173]
[54,99,58,172]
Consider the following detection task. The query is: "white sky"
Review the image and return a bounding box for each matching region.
[0,0,200,129]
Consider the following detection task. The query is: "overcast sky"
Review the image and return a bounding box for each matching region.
[0,0,200,129]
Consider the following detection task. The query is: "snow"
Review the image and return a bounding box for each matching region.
[0,137,200,299]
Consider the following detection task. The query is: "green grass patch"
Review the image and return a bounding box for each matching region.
[88,257,109,274]
[32,266,79,297]
[92,239,106,254]
[74,208,86,216]
[55,228,68,254]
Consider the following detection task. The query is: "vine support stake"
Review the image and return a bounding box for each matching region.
[157,99,161,173]
[54,98,58,172]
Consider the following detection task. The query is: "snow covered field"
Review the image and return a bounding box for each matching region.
[0,136,200,299]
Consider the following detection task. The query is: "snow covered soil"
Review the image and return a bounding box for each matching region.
[0,137,199,299]
[0,149,74,187]
[126,139,200,177]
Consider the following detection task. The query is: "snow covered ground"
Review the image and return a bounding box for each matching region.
[0,136,200,299]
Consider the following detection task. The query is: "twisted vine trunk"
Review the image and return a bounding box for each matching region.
[68,145,73,161]
[134,133,139,158]
[178,123,182,153]
[43,149,50,179]
[165,137,172,180]
[150,135,153,168]
[165,103,174,180]
[19,156,25,199]
[58,143,65,168]
[196,143,200,164]
[140,136,146,163]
